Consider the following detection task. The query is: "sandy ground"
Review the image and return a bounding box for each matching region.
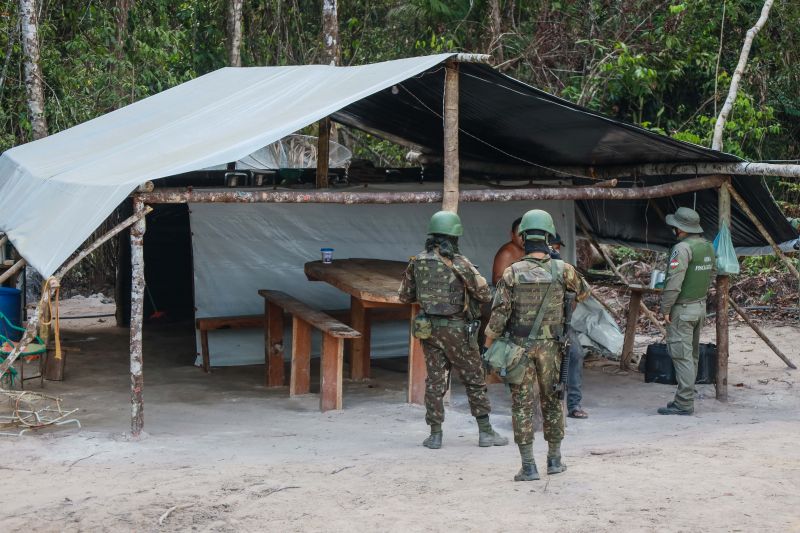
[1,297,799,532]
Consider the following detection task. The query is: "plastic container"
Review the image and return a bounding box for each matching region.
[321,248,334,264]
[0,287,22,341]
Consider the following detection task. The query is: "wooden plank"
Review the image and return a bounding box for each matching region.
[196,315,263,330]
[266,301,285,387]
[258,290,360,338]
[320,333,344,411]
[200,329,210,373]
[407,303,426,405]
[620,291,642,371]
[350,296,370,380]
[304,259,406,303]
[290,317,312,395]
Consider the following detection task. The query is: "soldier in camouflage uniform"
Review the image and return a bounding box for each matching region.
[485,209,590,481]
[399,211,508,450]
[658,207,715,415]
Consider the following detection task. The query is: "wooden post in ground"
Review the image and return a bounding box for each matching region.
[290,317,312,395]
[320,333,344,411]
[442,61,459,213]
[716,182,731,401]
[265,301,285,386]
[316,118,331,189]
[129,196,146,437]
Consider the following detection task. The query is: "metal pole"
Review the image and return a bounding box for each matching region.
[442,60,459,213]
[129,196,146,437]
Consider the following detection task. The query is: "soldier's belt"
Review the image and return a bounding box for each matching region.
[429,316,466,328]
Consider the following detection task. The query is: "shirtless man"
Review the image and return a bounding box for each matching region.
[492,217,524,285]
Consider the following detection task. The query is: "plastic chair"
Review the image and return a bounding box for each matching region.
[0,312,47,390]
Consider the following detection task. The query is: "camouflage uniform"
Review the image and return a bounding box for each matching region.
[398,250,493,427]
[486,255,590,445]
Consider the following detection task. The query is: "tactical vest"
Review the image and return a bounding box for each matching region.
[675,237,715,302]
[413,251,465,316]
[508,258,565,340]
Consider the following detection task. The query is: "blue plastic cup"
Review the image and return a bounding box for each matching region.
[321,248,334,264]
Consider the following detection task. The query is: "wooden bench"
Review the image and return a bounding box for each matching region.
[258,290,361,411]
[195,315,263,372]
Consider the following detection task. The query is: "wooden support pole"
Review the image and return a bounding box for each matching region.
[316,117,331,189]
[577,218,667,338]
[129,196,146,437]
[265,301,285,387]
[0,259,26,285]
[716,183,731,401]
[320,333,343,411]
[349,296,370,380]
[728,297,796,369]
[442,61,459,213]
[290,317,312,395]
[726,182,800,283]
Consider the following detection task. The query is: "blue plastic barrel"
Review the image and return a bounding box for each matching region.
[0,287,22,341]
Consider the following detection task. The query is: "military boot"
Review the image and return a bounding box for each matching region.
[514,443,540,481]
[657,403,693,415]
[476,415,509,447]
[423,431,443,449]
[547,442,567,475]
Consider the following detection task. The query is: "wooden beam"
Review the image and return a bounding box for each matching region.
[316,117,331,188]
[416,157,800,180]
[0,259,26,285]
[129,196,146,438]
[407,303,426,405]
[349,296,370,380]
[726,182,800,282]
[265,301,285,387]
[728,297,795,369]
[442,61,459,212]
[140,175,726,205]
[716,182,731,401]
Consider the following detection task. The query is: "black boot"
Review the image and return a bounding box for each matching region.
[423,430,443,449]
[547,442,567,475]
[513,443,540,481]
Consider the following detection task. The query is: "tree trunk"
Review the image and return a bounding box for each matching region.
[712,0,774,151]
[19,0,48,141]
[226,0,243,67]
[115,0,133,59]
[321,0,340,66]
[488,0,504,63]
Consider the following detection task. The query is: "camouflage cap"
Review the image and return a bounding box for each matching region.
[666,207,703,234]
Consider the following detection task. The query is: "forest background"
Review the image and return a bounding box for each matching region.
[0,0,798,291]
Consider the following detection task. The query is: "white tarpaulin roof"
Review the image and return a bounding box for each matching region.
[0,53,456,277]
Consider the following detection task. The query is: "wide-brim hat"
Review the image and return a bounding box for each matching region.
[666,207,704,234]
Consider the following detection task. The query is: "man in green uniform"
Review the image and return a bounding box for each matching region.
[398,210,508,449]
[484,209,590,481]
[658,207,716,416]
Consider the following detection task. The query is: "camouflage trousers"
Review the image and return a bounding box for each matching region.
[507,339,564,445]
[422,322,491,426]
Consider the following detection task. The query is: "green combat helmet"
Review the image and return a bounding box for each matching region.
[427,210,463,236]
[518,209,556,240]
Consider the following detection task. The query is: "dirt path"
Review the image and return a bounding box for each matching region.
[1,311,798,532]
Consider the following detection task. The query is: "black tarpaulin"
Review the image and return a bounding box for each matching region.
[333,61,796,252]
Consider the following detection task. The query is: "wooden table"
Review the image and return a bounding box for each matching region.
[304,258,426,404]
[620,284,663,370]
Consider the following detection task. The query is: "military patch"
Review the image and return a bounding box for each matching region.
[669,249,679,260]
[669,259,680,269]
